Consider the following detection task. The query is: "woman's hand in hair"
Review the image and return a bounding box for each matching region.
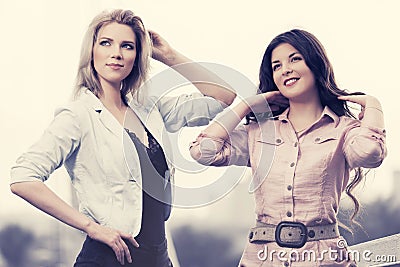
[246,91,289,114]
[149,30,175,64]
[338,94,382,120]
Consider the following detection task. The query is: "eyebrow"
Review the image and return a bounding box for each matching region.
[271,51,300,64]
[98,36,136,44]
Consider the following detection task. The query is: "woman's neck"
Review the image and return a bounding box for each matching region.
[99,81,126,111]
[288,100,324,132]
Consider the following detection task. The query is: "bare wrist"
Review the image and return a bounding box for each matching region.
[82,219,97,236]
[159,49,179,66]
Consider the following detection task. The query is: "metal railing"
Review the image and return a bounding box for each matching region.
[349,233,400,266]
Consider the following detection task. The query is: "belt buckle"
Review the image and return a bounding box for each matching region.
[275,221,308,248]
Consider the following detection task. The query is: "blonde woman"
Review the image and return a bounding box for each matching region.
[10,9,235,266]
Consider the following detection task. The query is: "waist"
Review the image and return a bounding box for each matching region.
[84,235,168,253]
[249,221,339,248]
[135,237,168,252]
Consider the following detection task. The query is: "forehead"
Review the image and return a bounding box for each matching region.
[271,43,298,61]
[97,22,136,42]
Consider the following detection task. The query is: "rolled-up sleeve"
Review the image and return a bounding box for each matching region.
[10,106,81,184]
[154,93,226,132]
[343,124,387,169]
[189,125,249,167]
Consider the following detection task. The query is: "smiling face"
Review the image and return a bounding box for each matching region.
[271,43,318,102]
[93,22,137,89]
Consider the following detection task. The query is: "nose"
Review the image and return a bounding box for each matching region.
[111,47,122,60]
[281,64,293,76]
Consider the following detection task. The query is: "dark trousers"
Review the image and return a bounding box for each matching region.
[74,236,173,267]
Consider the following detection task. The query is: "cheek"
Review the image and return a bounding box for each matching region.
[128,50,137,63]
[273,73,282,89]
[125,52,137,71]
[303,70,316,87]
[92,47,104,71]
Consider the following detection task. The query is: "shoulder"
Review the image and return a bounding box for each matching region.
[331,115,362,140]
[54,99,88,119]
[247,117,280,132]
[246,118,278,144]
[54,89,98,118]
[337,115,360,129]
[47,102,93,142]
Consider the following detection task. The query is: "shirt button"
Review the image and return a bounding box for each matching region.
[286,211,292,217]
[284,261,290,267]
[276,138,282,144]
[287,185,292,191]
[294,142,298,147]
[290,162,295,167]
[315,137,321,142]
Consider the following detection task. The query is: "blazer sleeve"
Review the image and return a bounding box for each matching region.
[10,105,82,184]
[152,93,227,132]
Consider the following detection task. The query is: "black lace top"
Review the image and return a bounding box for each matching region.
[126,128,170,246]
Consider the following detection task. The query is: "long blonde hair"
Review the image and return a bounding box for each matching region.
[73,9,151,104]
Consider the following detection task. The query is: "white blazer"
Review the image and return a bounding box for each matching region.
[10,89,225,236]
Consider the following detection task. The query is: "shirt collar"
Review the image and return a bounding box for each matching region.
[277,106,340,127]
[322,106,340,127]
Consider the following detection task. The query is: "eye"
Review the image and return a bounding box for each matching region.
[272,64,281,71]
[99,40,111,46]
[291,56,302,62]
[122,43,135,50]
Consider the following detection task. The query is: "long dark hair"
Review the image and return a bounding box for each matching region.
[249,29,364,221]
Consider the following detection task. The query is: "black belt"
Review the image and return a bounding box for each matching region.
[249,221,339,248]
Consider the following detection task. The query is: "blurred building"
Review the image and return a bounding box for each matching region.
[393,170,400,204]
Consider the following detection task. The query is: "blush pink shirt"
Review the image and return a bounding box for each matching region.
[190,106,387,266]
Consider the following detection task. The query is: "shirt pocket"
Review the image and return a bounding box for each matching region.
[298,134,339,173]
[251,136,285,178]
[312,135,339,156]
[313,135,338,144]
[256,136,285,146]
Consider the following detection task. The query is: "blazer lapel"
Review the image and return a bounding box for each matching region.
[98,108,124,139]
[82,89,123,138]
